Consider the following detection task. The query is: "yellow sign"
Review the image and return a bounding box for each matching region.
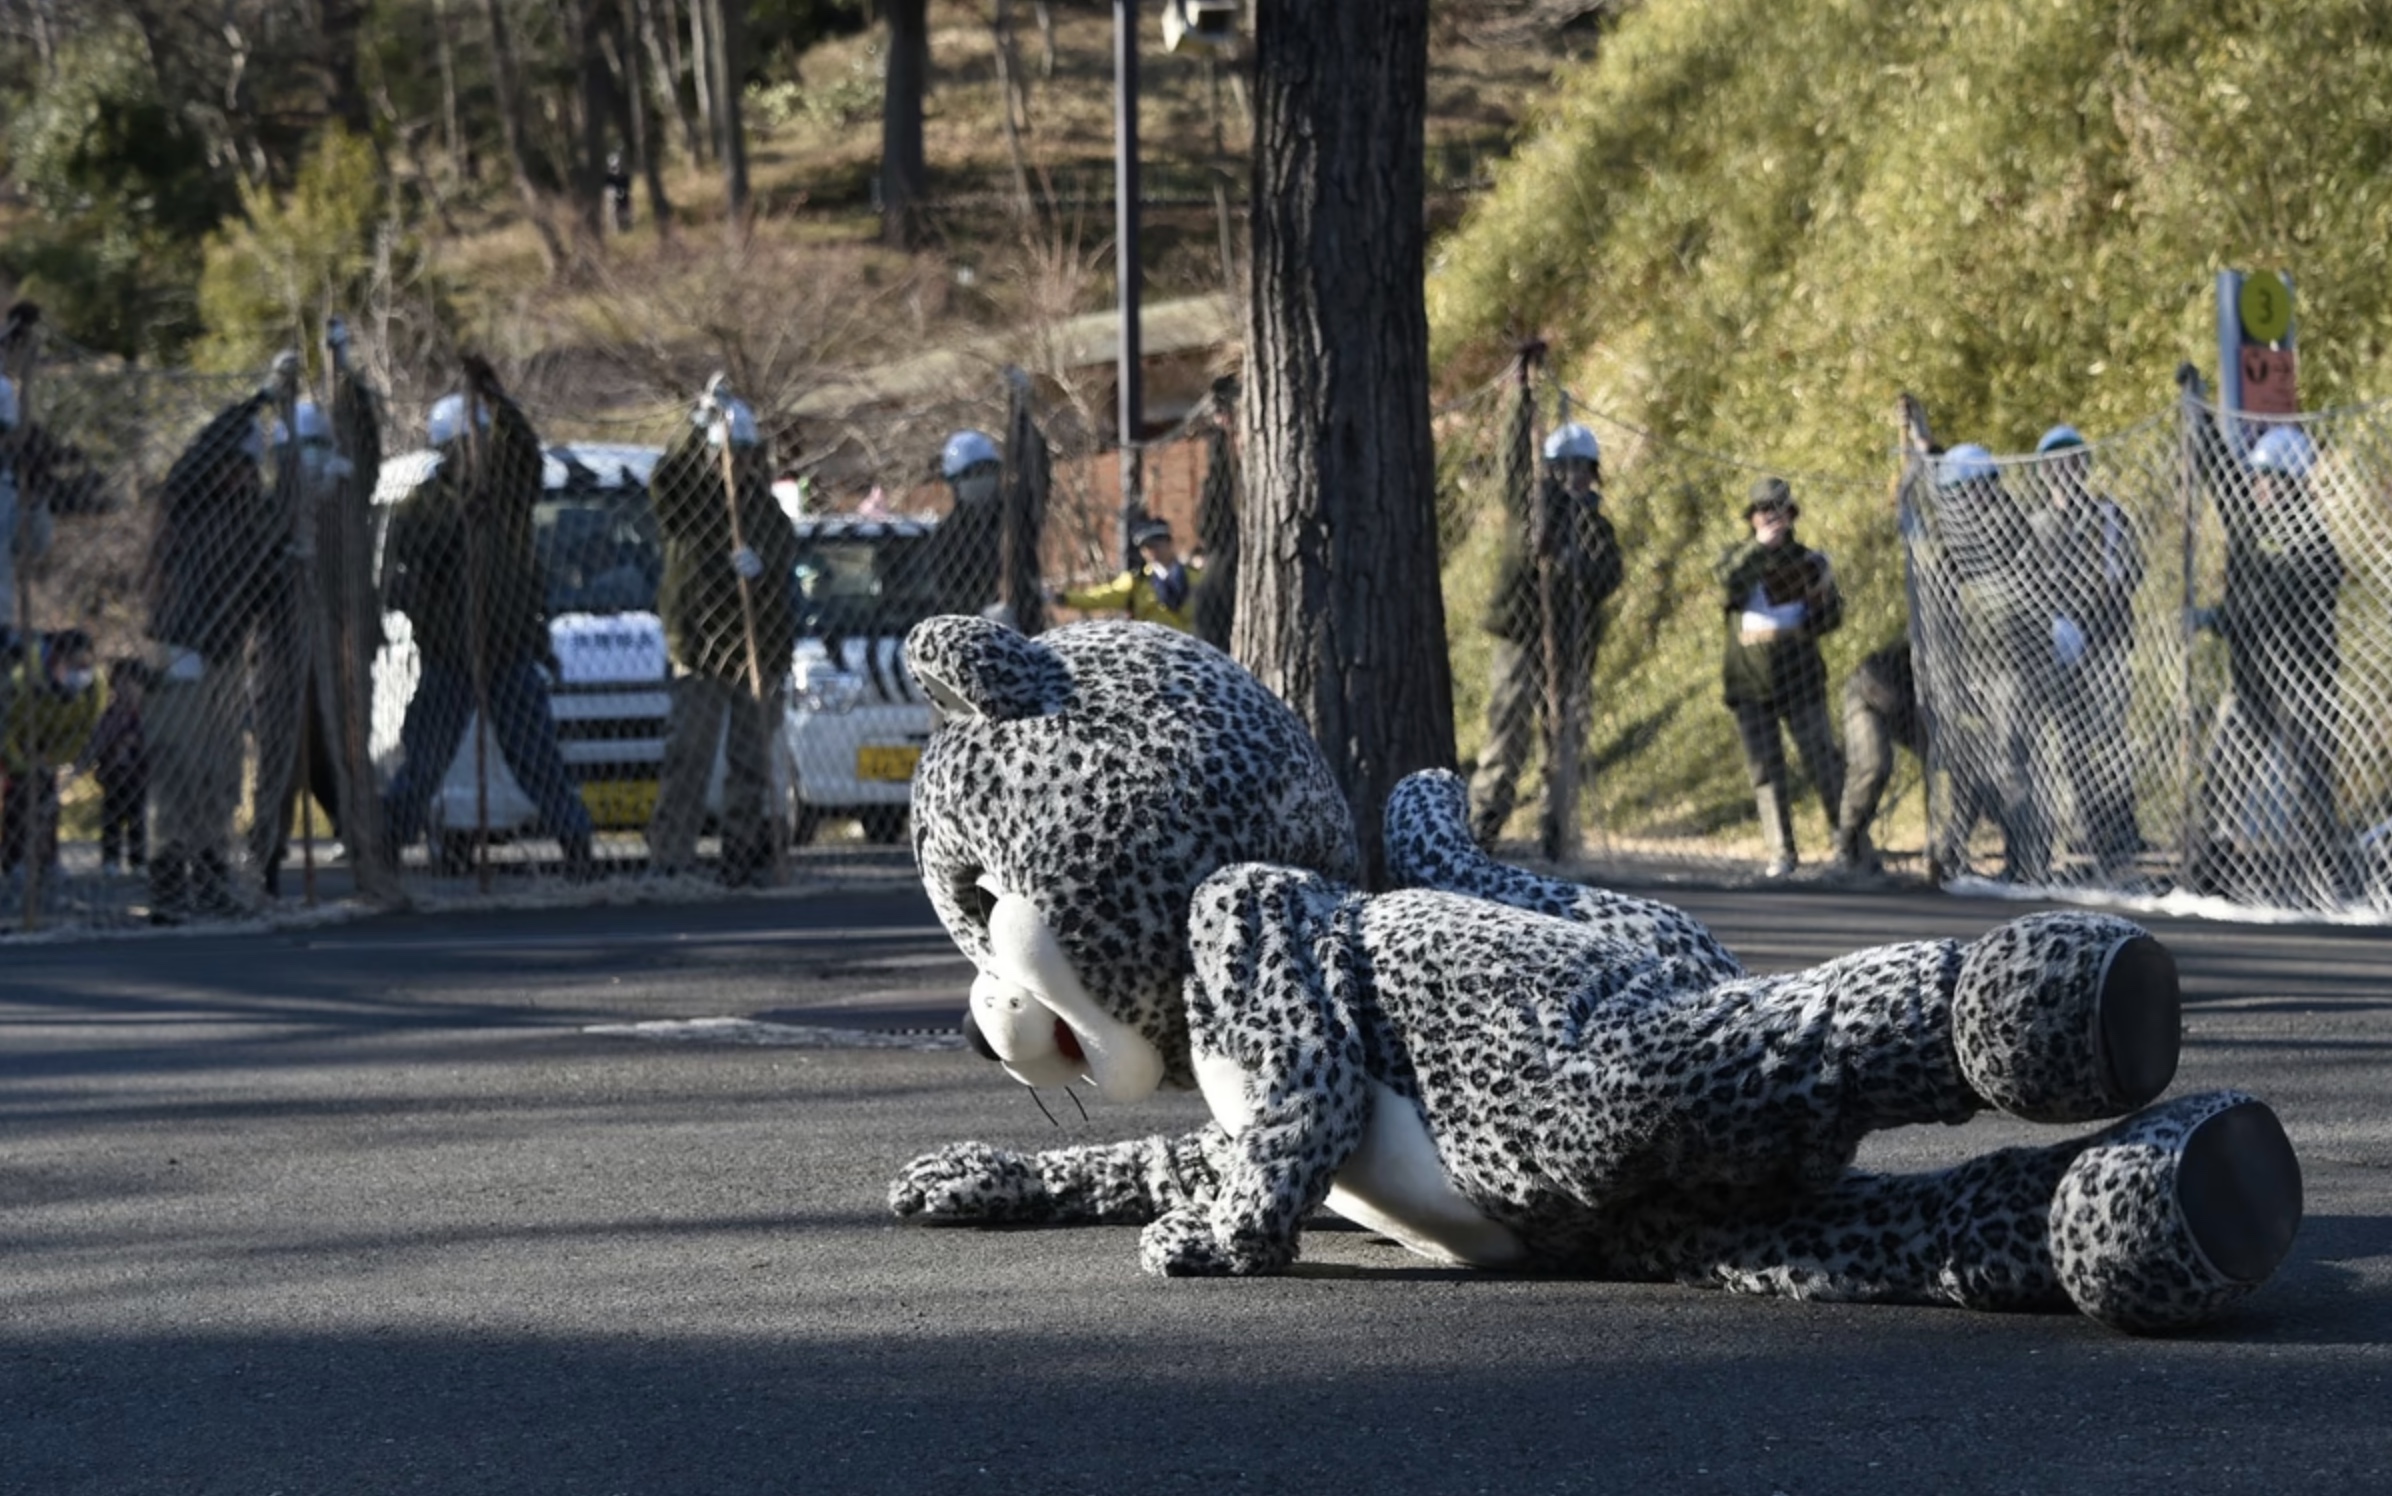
[856,745,922,782]
[579,778,660,829]
[2240,273,2293,345]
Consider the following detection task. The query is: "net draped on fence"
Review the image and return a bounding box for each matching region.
[4,326,2390,935]
[1902,398,2392,914]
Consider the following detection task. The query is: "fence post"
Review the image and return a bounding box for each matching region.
[6,303,45,931]
[324,319,400,907]
[1893,392,1938,878]
[2174,379,2204,894]
[999,366,1049,636]
[461,369,495,894]
[1193,373,1239,652]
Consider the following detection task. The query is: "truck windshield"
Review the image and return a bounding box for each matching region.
[793,533,981,639]
[537,491,661,616]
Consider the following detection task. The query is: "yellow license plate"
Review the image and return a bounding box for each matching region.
[856,745,922,782]
[579,778,660,829]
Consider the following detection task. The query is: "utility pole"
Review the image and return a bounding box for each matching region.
[1114,0,1144,567]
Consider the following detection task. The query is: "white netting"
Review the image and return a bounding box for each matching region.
[1902,396,2392,914]
[0,330,1240,932]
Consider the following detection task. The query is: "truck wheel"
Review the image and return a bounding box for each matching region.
[434,831,478,877]
[860,807,908,845]
[790,799,822,847]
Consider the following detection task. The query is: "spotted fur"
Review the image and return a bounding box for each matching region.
[891,619,2299,1331]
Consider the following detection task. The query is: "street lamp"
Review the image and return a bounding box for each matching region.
[1114,1,1242,566]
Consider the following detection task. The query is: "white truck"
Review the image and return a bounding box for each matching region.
[369,446,954,863]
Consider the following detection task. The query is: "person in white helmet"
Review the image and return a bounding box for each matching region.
[2024,423,2147,882]
[380,356,597,882]
[647,378,799,885]
[1468,421,1624,845]
[2180,382,2350,902]
[1907,441,2048,883]
[144,369,291,921]
[909,429,1005,616]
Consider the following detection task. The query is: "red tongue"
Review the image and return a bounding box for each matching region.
[1053,1018,1086,1064]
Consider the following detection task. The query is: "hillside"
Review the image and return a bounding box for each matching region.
[1430,0,2392,850]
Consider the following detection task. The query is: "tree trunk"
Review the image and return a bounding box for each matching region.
[615,0,673,230]
[639,0,703,167]
[708,0,750,227]
[318,0,371,133]
[478,0,569,272]
[687,0,715,165]
[569,0,612,246]
[880,0,929,246]
[1231,0,1452,886]
[432,0,464,183]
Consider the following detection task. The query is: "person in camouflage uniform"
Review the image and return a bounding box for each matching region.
[1468,422,1624,846]
[247,323,385,895]
[1715,476,1844,878]
[379,358,595,879]
[146,375,292,922]
[646,380,798,885]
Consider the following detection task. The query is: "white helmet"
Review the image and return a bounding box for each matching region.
[1542,422,1599,464]
[699,396,761,449]
[0,374,15,431]
[426,392,492,447]
[1937,443,1998,489]
[940,429,1001,478]
[273,400,332,447]
[2248,425,2317,478]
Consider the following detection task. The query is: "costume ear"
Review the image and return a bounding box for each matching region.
[905,615,1071,722]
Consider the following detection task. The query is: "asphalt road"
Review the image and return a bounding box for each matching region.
[4,881,2389,1495]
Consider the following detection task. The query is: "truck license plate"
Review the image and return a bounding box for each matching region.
[856,745,921,782]
[579,778,660,828]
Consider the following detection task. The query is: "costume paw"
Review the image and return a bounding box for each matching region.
[1139,1207,1236,1276]
[2051,1091,2302,1333]
[889,1141,1051,1223]
[1954,913,2180,1122]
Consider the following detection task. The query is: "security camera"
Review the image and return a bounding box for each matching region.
[1162,0,1240,54]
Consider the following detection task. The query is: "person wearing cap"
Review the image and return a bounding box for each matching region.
[1052,518,1202,632]
[380,358,597,881]
[2185,410,2349,899]
[1468,420,1624,845]
[647,378,800,885]
[1714,475,1843,878]
[144,374,293,921]
[2025,424,2147,881]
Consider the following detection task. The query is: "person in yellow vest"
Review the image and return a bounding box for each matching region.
[2,627,106,895]
[1053,519,1201,632]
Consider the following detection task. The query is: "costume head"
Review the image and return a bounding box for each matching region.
[905,616,1358,1099]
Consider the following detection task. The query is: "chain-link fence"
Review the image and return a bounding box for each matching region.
[1903,393,2392,915]
[7,314,2390,935]
[0,320,1240,933]
[1439,353,1912,881]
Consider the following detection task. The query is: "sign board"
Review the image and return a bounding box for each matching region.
[2239,345,2300,417]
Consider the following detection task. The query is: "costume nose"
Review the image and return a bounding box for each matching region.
[960,1006,1000,1063]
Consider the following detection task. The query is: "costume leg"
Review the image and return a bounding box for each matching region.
[891,1125,1228,1226]
[487,658,594,846]
[1627,1089,2297,1330]
[1150,863,1374,1276]
[1393,908,2177,1210]
[1383,770,1740,977]
[647,672,726,874]
[1469,639,1541,843]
